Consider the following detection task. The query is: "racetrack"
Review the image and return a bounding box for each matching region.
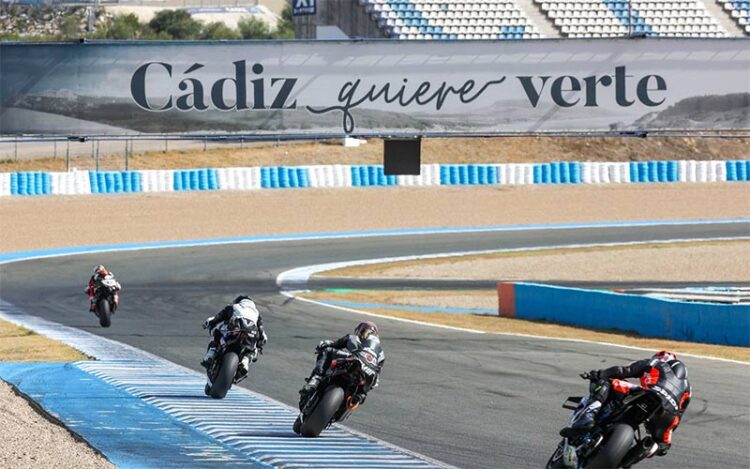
[1,221,748,469]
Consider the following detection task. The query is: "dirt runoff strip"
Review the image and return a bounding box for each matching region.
[310,240,750,362]
[0,320,112,469]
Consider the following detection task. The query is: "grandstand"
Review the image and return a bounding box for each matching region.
[294,0,748,38]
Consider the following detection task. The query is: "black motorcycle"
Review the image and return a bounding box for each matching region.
[92,278,119,328]
[293,348,378,437]
[547,373,665,469]
[204,321,260,399]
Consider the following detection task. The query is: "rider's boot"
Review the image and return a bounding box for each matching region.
[201,347,217,368]
[238,355,250,376]
[300,374,321,395]
[89,300,96,313]
[560,400,601,438]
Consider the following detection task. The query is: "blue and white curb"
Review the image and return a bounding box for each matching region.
[0,160,747,196]
[0,300,453,468]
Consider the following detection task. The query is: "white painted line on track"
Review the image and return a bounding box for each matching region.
[277,238,750,366]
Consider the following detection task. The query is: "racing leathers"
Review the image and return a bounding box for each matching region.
[300,334,385,405]
[201,298,268,375]
[563,357,692,458]
[85,273,121,312]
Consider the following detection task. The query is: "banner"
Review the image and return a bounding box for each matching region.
[1,39,748,138]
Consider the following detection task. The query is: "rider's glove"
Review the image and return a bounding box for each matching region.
[261,330,269,346]
[581,369,601,381]
[316,340,333,351]
[202,316,214,330]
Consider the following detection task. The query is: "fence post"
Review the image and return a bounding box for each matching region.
[125,140,129,171]
[54,141,57,159]
[14,141,18,161]
[66,141,70,172]
[95,140,100,172]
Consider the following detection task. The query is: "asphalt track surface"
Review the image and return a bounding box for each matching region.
[1,221,749,469]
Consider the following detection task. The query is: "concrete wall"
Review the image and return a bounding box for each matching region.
[497,282,750,347]
[293,0,386,39]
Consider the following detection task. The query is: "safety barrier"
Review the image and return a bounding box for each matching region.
[1,160,747,196]
[497,282,750,347]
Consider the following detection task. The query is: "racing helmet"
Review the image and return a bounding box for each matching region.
[233,295,252,304]
[93,265,109,277]
[653,350,677,363]
[355,321,379,340]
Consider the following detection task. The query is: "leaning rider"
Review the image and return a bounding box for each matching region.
[561,350,692,461]
[84,264,121,312]
[299,321,385,405]
[201,296,268,374]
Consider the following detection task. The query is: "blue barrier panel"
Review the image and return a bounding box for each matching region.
[657,161,668,182]
[439,165,449,185]
[350,166,362,186]
[287,167,297,188]
[468,165,478,184]
[544,163,552,183]
[207,168,218,190]
[551,162,560,183]
[668,161,678,182]
[738,160,748,181]
[629,162,639,182]
[278,167,289,188]
[570,162,582,183]
[460,165,469,185]
[17,173,27,195]
[726,161,737,181]
[560,162,570,183]
[488,165,499,184]
[260,167,270,188]
[9,173,18,195]
[648,161,659,182]
[89,171,99,193]
[447,165,458,184]
[297,168,310,188]
[513,282,750,346]
[746,161,750,181]
[533,164,541,183]
[107,172,117,193]
[190,170,199,190]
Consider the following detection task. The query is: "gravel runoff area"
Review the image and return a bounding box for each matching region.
[0,381,114,469]
[0,183,748,463]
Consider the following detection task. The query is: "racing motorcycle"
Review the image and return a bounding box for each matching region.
[92,277,119,328]
[293,347,379,437]
[547,373,666,469]
[204,320,260,399]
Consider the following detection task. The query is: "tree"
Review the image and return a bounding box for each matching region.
[238,16,272,40]
[107,13,142,40]
[200,22,241,40]
[59,16,80,39]
[148,9,202,40]
[272,3,295,39]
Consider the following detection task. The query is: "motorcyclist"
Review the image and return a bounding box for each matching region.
[85,265,121,313]
[299,321,385,405]
[201,295,268,376]
[561,350,692,461]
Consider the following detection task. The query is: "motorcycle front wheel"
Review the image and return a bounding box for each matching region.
[545,440,566,469]
[586,424,635,468]
[96,298,111,328]
[299,386,344,438]
[209,351,239,399]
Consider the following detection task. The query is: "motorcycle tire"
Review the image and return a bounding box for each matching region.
[96,298,111,328]
[586,424,635,469]
[545,441,566,469]
[299,386,345,438]
[209,351,239,399]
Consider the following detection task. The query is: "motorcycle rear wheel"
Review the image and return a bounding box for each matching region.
[586,424,635,468]
[96,298,111,328]
[209,352,239,399]
[299,386,344,438]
